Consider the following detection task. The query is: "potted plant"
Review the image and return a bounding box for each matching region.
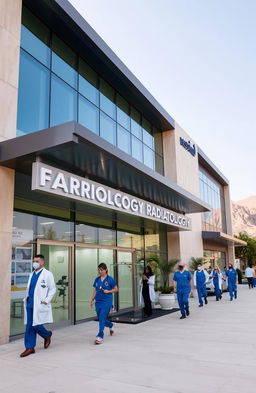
[157,258,179,310]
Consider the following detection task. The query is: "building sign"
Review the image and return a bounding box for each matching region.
[32,162,191,230]
[180,137,196,156]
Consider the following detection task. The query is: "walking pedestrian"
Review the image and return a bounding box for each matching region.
[210,265,223,301]
[140,265,155,317]
[90,263,118,345]
[225,264,237,301]
[193,263,209,307]
[245,264,254,289]
[20,254,56,358]
[173,262,192,319]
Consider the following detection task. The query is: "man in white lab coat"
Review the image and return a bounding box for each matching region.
[20,254,56,357]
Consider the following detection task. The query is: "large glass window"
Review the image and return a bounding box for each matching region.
[50,75,77,127]
[21,7,50,67]
[52,34,77,88]
[100,79,116,119]
[199,168,227,232]
[100,111,116,145]
[79,59,99,106]
[117,125,131,154]
[17,50,50,136]
[18,5,165,175]
[78,95,99,135]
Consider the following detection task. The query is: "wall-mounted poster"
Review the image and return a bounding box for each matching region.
[16,262,31,273]
[15,247,32,261]
[11,262,15,273]
[16,275,30,287]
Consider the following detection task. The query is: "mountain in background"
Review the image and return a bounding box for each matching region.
[232,196,256,238]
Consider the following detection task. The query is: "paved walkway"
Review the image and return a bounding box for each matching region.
[1,284,255,393]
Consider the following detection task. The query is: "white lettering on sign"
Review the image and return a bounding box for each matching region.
[31,162,191,231]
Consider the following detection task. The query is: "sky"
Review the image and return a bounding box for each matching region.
[69,0,256,202]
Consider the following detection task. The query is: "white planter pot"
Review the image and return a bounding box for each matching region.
[158,293,176,310]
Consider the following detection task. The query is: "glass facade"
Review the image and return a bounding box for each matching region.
[10,208,167,336]
[204,250,226,270]
[199,168,227,232]
[17,6,164,174]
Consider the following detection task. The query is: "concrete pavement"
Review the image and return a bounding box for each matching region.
[0,284,256,393]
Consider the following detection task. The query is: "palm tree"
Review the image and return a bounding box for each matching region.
[189,257,206,272]
[157,258,180,287]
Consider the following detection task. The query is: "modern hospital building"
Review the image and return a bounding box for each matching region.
[0,0,245,344]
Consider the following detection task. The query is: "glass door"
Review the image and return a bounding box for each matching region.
[39,243,73,327]
[75,246,114,322]
[117,251,135,310]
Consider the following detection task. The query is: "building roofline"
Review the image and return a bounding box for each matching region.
[24,0,175,131]
[197,146,229,186]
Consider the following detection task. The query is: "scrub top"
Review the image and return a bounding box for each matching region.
[195,270,206,286]
[93,275,117,304]
[225,269,237,284]
[173,270,192,292]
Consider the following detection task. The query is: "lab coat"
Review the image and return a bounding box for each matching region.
[210,270,223,289]
[23,268,56,326]
[140,275,156,305]
[193,269,210,287]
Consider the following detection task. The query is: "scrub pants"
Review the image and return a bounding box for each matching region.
[228,283,237,300]
[95,302,113,339]
[213,279,221,300]
[247,277,253,289]
[25,307,51,349]
[177,290,190,316]
[197,285,207,305]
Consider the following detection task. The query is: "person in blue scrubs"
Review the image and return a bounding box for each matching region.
[90,263,118,344]
[225,263,237,301]
[173,262,192,319]
[210,266,222,301]
[193,263,209,307]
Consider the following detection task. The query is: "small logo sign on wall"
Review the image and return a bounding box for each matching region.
[180,137,196,156]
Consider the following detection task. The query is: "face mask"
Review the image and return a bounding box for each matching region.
[197,266,202,271]
[33,262,41,270]
[228,266,232,270]
[178,266,183,271]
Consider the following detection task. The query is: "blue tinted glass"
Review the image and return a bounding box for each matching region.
[21,25,50,67]
[52,53,77,88]
[143,145,154,169]
[100,112,116,145]
[117,107,130,130]
[131,136,143,162]
[78,95,99,135]
[17,50,50,136]
[50,75,77,127]
[100,93,116,119]
[79,75,99,106]
[131,119,142,139]
[143,128,154,149]
[117,125,131,154]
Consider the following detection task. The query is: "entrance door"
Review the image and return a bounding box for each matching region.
[38,243,73,327]
[117,251,135,310]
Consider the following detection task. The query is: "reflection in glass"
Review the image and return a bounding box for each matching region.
[52,34,77,88]
[76,248,98,321]
[117,251,133,309]
[50,75,77,127]
[98,228,115,246]
[37,216,74,242]
[117,94,130,130]
[21,7,51,67]
[75,224,98,244]
[100,79,116,119]
[131,136,143,162]
[117,125,131,154]
[17,51,50,136]
[78,95,99,134]
[79,59,99,105]
[143,145,154,169]
[117,231,143,249]
[100,111,116,145]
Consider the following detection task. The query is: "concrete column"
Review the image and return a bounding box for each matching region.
[0,0,22,141]
[0,0,22,343]
[0,167,15,344]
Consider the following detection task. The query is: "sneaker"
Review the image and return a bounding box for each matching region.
[94,337,104,345]
[234,292,237,299]
[230,298,233,301]
[204,297,208,305]
[186,309,190,316]
[180,315,186,319]
[198,304,203,307]
[110,323,115,336]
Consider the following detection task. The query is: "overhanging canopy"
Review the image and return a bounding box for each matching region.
[202,231,247,247]
[0,122,210,215]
